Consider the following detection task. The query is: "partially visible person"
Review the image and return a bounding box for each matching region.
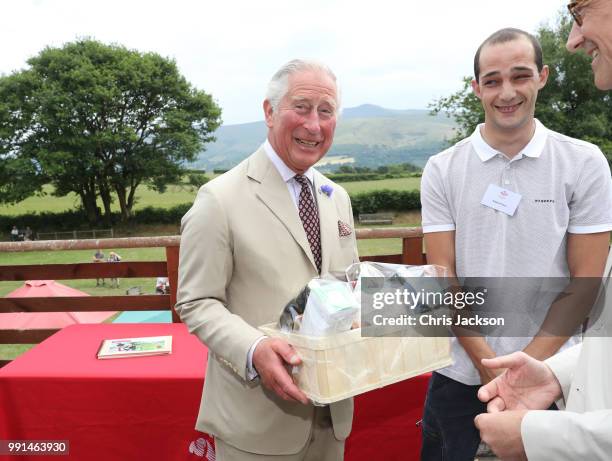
[155,277,169,295]
[24,226,33,241]
[107,251,122,288]
[420,26,612,461]
[566,0,612,90]
[93,249,106,287]
[10,226,19,242]
[475,2,612,459]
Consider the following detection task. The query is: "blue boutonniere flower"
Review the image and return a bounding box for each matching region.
[320,184,333,197]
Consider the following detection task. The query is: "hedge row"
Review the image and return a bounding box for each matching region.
[1,190,421,236]
[0,204,192,235]
[350,189,421,214]
[326,172,420,182]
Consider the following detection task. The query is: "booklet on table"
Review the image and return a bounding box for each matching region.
[97,335,172,359]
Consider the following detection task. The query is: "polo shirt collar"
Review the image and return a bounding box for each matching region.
[471,119,548,162]
[263,139,315,184]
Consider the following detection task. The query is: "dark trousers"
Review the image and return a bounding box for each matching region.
[420,372,557,461]
[420,372,486,461]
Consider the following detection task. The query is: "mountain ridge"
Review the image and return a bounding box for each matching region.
[194,104,457,171]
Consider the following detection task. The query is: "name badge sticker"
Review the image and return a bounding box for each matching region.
[481,184,522,216]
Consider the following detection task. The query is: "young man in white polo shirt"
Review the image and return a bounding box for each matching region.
[419,27,612,461]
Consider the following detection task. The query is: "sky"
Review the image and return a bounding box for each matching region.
[2,0,568,125]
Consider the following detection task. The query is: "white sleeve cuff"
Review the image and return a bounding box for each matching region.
[568,223,612,234]
[246,335,268,381]
[422,224,456,233]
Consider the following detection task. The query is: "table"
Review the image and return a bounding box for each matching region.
[0,323,209,460]
[0,324,429,460]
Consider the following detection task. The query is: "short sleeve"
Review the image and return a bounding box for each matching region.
[568,148,612,234]
[421,157,456,233]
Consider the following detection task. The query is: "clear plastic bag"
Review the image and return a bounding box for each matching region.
[278,263,448,335]
[346,262,449,320]
[298,278,359,337]
[345,261,448,283]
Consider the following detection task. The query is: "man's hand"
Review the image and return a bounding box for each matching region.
[474,410,528,461]
[477,351,562,413]
[478,365,504,385]
[252,338,309,405]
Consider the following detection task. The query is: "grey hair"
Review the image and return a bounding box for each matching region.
[265,59,342,114]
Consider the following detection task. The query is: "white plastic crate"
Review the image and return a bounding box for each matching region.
[259,324,452,404]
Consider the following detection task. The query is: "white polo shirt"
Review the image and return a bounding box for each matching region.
[421,119,612,384]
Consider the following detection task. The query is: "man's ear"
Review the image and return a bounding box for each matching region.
[538,64,550,89]
[263,100,274,128]
[471,78,482,100]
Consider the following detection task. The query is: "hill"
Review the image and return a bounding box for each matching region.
[193,105,456,171]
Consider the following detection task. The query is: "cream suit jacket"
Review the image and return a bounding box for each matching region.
[176,147,359,455]
[522,252,612,460]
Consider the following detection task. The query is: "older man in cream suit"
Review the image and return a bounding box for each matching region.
[474,1,612,459]
[176,60,358,461]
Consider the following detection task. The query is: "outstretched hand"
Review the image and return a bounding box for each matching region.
[477,351,562,413]
[252,338,309,405]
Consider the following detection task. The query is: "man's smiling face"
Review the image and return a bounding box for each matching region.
[566,0,612,90]
[264,69,338,174]
[472,36,548,134]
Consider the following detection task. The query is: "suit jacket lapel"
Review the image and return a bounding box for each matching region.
[247,148,318,272]
[314,173,338,276]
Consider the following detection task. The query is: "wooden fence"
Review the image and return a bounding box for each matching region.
[0,228,425,367]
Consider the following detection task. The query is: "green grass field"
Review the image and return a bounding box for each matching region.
[0,247,166,297]
[0,184,201,216]
[1,344,35,360]
[0,177,421,216]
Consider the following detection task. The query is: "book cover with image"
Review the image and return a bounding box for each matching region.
[97,335,172,359]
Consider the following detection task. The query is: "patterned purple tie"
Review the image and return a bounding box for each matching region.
[294,175,322,273]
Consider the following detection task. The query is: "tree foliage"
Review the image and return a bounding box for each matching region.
[429,76,483,145]
[430,13,612,166]
[0,39,222,223]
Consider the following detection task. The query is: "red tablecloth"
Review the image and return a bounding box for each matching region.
[347,374,429,461]
[0,323,208,460]
[0,324,429,460]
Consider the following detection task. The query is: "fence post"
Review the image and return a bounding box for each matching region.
[401,236,424,265]
[165,246,181,323]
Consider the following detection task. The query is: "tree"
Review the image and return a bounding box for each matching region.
[0,39,222,223]
[0,68,48,204]
[429,76,483,145]
[430,13,612,166]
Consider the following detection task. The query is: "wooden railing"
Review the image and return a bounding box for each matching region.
[0,228,425,367]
